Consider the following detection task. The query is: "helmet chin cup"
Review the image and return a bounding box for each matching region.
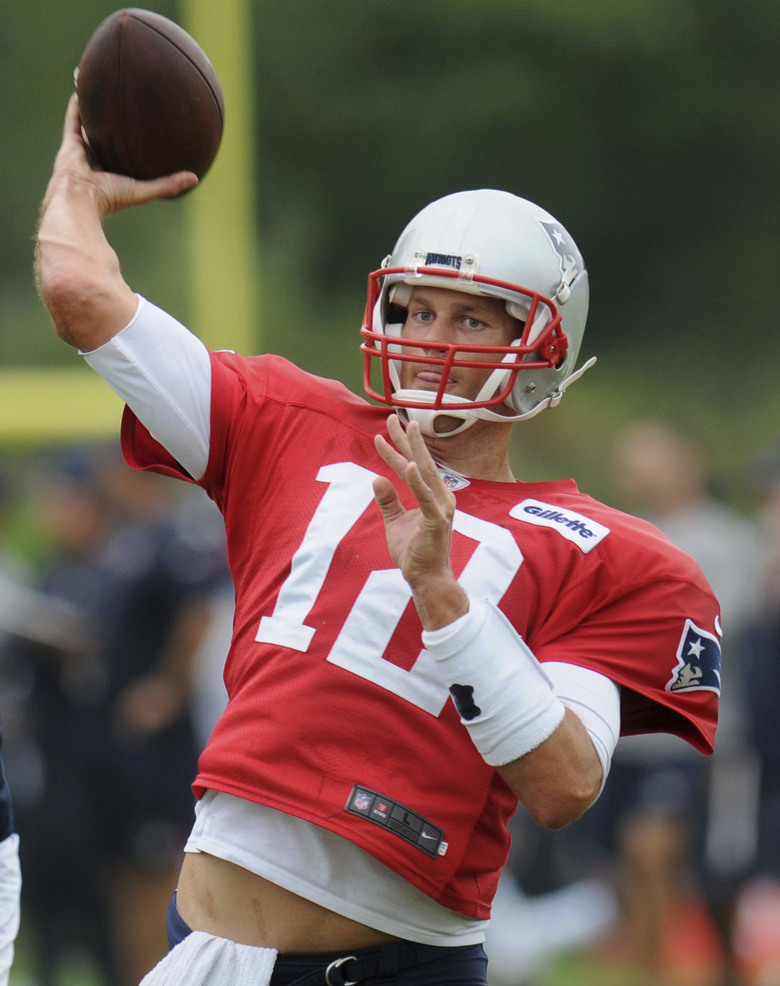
[400,407,477,438]
[393,392,481,438]
[392,355,597,438]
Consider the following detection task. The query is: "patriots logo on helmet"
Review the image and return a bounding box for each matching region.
[666,619,722,694]
[537,219,583,285]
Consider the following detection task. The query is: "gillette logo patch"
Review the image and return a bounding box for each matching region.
[510,499,610,553]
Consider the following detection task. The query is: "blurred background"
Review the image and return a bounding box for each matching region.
[1,0,779,984]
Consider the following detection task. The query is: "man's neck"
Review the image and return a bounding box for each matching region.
[424,421,516,483]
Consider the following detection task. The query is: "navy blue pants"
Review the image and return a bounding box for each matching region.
[167,893,488,986]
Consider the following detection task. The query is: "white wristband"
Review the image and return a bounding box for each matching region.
[422,599,565,766]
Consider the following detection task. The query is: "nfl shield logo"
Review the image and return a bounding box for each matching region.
[353,791,371,813]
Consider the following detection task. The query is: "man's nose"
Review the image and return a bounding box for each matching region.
[419,316,452,351]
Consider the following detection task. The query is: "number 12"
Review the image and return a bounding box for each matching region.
[256,462,523,716]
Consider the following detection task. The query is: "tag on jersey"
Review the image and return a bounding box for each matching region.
[666,619,722,694]
[346,785,448,858]
[510,499,610,553]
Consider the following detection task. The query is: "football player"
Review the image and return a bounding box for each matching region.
[35,95,721,986]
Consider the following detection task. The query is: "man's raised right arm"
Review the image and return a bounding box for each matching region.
[36,96,212,479]
[36,94,198,352]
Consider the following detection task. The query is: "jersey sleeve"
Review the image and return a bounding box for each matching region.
[121,348,253,490]
[121,345,307,515]
[534,566,721,754]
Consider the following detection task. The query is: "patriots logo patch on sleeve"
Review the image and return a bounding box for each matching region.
[666,619,722,694]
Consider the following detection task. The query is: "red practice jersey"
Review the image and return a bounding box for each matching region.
[121,353,721,920]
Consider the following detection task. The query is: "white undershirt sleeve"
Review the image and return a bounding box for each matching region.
[83,295,213,480]
[545,661,621,795]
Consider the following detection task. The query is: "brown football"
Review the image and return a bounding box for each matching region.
[76,8,224,180]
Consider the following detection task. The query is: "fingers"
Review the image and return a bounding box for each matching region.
[64,93,81,136]
[374,432,430,513]
[375,418,425,495]
[128,171,200,203]
[372,475,403,521]
[390,415,452,504]
[374,415,455,520]
[57,93,198,206]
[54,94,88,167]
[373,415,459,593]
[378,415,433,478]
[374,429,408,477]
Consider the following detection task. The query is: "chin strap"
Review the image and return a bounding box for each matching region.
[397,357,598,438]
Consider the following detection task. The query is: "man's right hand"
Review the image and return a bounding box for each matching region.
[36,95,198,351]
[43,93,198,219]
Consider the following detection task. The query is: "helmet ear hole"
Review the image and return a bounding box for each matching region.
[386,302,408,324]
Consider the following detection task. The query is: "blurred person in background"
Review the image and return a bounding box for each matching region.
[11,448,137,986]
[88,455,229,986]
[484,827,617,986]
[0,471,25,986]
[2,452,113,986]
[11,448,228,986]
[577,418,762,986]
[731,443,780,985]
[0,751,19,986]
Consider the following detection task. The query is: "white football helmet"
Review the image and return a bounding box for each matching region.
[360,189,595,436]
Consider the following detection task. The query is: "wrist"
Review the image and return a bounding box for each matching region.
[42,169,107,219]
[410,574,469,631]
[422,599,565,766]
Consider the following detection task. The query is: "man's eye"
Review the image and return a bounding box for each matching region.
[464,317,483,330]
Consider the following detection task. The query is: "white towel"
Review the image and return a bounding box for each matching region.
[139,930,277,986]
